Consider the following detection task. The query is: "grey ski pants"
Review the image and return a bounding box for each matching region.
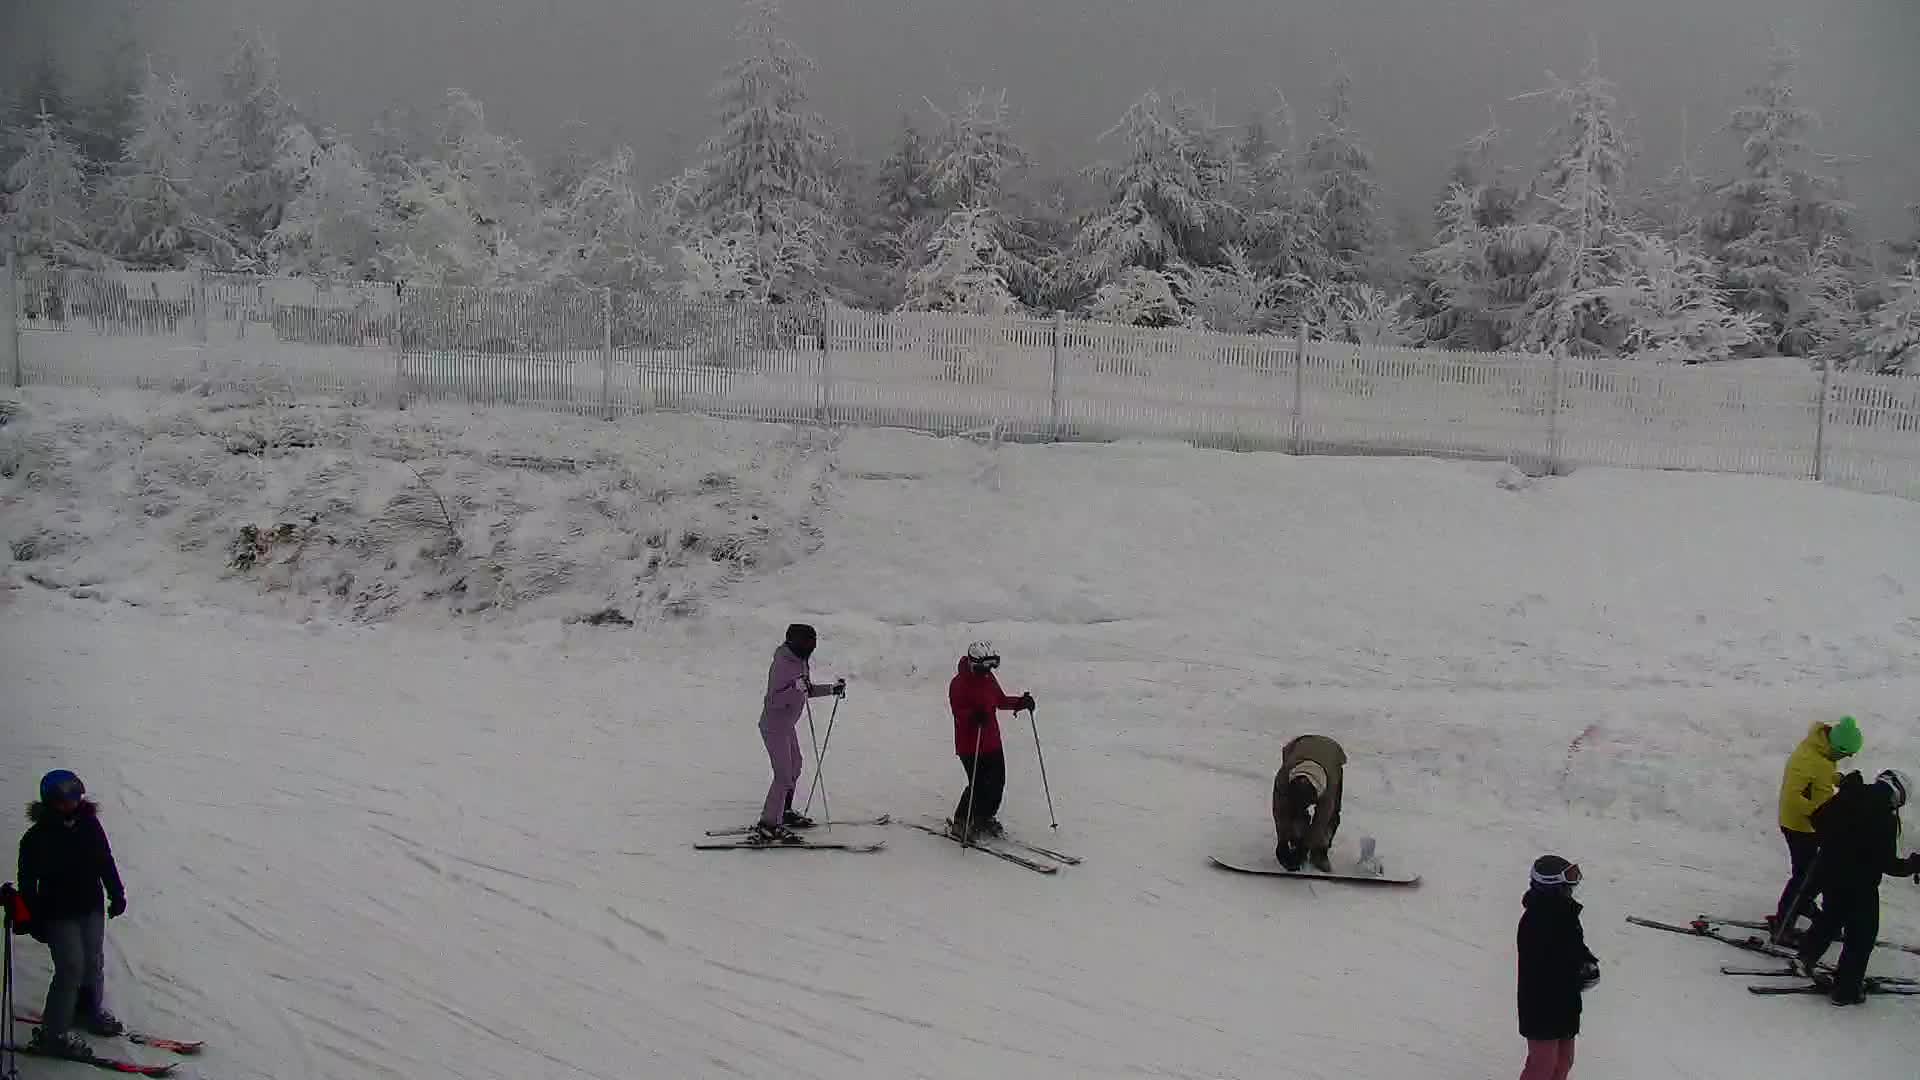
[40,909,106,1035]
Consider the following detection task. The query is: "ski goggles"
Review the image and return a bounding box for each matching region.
[1530,862,1583,888]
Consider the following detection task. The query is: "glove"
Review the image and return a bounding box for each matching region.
[107,896,126,920]
[1579,960,1600,991]
[1017,693,1036,712]
[832,679,847,698]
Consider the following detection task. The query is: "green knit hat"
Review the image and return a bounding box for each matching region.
[1828,715,1863,757]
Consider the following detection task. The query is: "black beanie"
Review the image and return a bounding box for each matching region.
[785,623,817,657]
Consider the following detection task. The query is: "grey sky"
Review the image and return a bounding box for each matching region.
[11,0,1919,235]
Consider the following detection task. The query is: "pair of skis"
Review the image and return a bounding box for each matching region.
[903,819,1081,874]
[1628,915,1918,999]
[4,1010,202,1076]
[694,814,891,853]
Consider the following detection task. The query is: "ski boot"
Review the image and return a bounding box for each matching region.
[976,818,1005,839]
[29,1027,95,1061]
[747,822,803,846]
[82,1008,126,1038]
[945,818,977,843]
[782,810,816,830]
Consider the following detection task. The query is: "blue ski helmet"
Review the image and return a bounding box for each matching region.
[39,769,85,804]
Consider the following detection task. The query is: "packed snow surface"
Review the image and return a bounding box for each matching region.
[2,386,1918,1079]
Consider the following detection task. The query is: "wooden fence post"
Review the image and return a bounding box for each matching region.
[601,287,615,420]
[1546,348,1564,476]
[816,299,833,425]
[3,251,20,389]
[391,281,407,409]
[1291,320,1308,455]
[1813,356,1833,482]
[1050,311,1065,441]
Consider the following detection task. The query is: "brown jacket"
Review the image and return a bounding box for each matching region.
[1272,734,1346,851]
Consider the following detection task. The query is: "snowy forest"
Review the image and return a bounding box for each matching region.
[3,0,1917,373]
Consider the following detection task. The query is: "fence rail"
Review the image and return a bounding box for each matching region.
[5,257,1917,500]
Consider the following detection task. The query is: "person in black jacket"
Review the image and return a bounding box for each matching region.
[1515,855,1599,1080]
[16,769,127,1059]
[1796,768,1919,1006]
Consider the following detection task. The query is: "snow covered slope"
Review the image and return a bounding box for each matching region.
[2,386,1918,1079]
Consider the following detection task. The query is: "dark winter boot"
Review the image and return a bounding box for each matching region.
[747,822,802,846]
[29,1027,94,1061]
[978,818,1004,838]
[82,1009,125,1038]
[946,818,976,843]
[1307,849,1333,873]
[1830,988,1866,1007]
[1276,843,1304,871]
[782,811,816,830]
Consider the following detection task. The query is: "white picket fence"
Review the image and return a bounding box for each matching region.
[3,258,1917,500]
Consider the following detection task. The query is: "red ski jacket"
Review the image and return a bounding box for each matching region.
[949,658,1025,756]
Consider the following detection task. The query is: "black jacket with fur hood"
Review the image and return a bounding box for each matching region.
[18,801,125,924]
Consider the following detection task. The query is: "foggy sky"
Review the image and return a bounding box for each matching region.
[10,0,1919,234]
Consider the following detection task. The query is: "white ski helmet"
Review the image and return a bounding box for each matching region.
[1877,769,1911,810]
[965,641,1000,670]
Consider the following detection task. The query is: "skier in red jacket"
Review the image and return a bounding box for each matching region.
[947,641,1034,841]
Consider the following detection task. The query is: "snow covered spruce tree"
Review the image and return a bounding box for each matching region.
[262,132,388,279]
[1234,91,1327,291]
[1511,52,1638,355]
[1,103,94,262]
[900,88,1034,314]
[1072,88,1237,324]
[386,89,560,285]
[1414,118,1518,348]
[1305,67,1382,284]
[1611,234,1762,363]
[1857,261,1920,374]
[555,146,669,294]
[206,32,307,255]
[1708,37,1859,354]
[101,66,237,268]
[683,0,840,303]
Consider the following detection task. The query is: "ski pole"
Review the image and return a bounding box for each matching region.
[802,694,841,819]
[2,883,17,1080]
[1029,707,1059,830]
[1774,849,1822,946]
[804,699,830,829]
[961,719,986,847]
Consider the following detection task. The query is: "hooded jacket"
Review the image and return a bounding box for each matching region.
[17,801,125,925]
[949,658,1024,755]
[1809,773,1920,894]
[760,644,835,732]
[1779,722,1842,834]
[1516,887,1598,1041]
[1272,734,1346,852]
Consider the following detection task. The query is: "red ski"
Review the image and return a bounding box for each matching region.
[13,1011,203,1055]
[2,1040,177,1075]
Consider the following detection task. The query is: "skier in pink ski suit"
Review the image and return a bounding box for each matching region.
[754,623,844,843]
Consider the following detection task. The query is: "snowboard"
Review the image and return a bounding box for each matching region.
[1208,855,1420,886]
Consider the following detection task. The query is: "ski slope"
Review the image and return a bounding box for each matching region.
[2,387,1919,1079]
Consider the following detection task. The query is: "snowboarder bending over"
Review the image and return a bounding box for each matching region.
[1272,734,1345,872]
[947,642,1034,842]
[16,769,128,1061]
[752,624,844,846]
[1516,854,1599,1080]
[1772,715,1860,942]
[1794,768,1919,1005]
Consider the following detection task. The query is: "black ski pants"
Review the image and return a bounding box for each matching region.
[1773,827,1822,929]
[955,751,1006,827]
[1798,882,1878,998]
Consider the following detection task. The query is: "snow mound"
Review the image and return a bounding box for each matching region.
[0,387,836,624]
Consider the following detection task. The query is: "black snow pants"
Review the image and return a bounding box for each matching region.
[1799,882,1879,998]
[1773,827,1822,930]
[954,751,1007,828]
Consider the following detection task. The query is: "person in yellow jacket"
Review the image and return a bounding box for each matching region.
[1771,715,1862,941]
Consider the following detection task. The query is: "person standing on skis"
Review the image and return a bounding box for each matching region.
[1795,768,1920,1005]
[752,623,844,846]
[947,642,1034,842]
[1272,734,1345,871]
[1516,854,1600,1080]
[15,769,128,1061]
[1772,715,1861,942]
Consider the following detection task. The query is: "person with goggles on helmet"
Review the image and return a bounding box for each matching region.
[946,642,1034,842]
[16,769,128,1061]
[1515,854,1599,1080]
[1795,767,1919,1005]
